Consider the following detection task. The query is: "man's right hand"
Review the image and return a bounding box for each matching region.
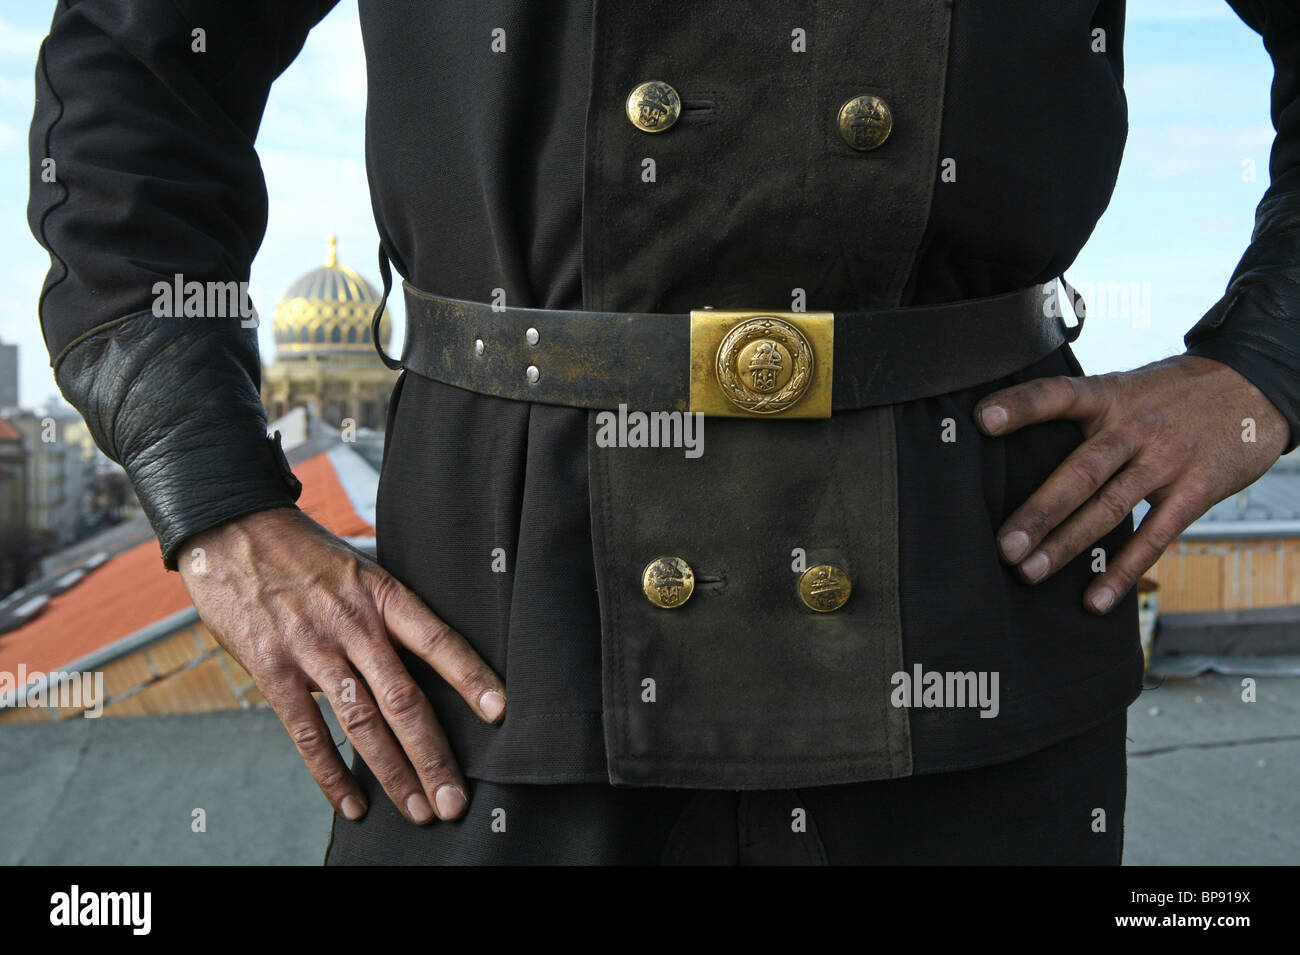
[175,508,506,825]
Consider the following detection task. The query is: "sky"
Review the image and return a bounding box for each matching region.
[0,0,1281,410]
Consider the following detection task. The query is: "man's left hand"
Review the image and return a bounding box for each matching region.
[974,355,1289,614]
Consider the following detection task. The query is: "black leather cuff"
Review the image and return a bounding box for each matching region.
[54,310,303,571]
[1185,191,1300,454]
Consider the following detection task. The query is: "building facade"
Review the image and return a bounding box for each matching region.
[5,409,97,555]
[0,419,28,592]
[0,340,17,411]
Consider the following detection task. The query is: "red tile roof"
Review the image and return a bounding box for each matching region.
[0,419,22,442]
[0,451,374,676]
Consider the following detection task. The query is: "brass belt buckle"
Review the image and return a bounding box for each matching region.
[688,310,834,418]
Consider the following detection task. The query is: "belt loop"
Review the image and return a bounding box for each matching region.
[1058,274,1086,343]
[371,242,403,370]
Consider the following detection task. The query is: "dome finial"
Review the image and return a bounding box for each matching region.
[325,234,338,268]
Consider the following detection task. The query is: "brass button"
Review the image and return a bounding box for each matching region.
[837,94,893,151]
[642,556,694,608]
[626,81,681,133]
[798,564,852,612]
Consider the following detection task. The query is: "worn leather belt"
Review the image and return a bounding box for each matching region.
[392,277,1083,417]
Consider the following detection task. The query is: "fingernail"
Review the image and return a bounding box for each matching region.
[980,405,1008,433]
[340,795,366,821]
[1090,588,1115,614]
[1000,530,1031,563]
[406,792,434,824]
[1020,551,1050,582]
[479,689,507,723]
[435,785,467,819]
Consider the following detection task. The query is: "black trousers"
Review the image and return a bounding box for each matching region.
[325,708,1127,865]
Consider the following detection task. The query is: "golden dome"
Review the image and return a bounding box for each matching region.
[272,236,391,358]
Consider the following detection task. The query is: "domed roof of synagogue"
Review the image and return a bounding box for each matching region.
[272,236,391,358]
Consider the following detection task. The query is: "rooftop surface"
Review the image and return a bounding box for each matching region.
[1,675,1295,865]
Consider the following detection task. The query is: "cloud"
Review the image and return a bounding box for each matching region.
[1122,123,1276,180]
[259,1,367,157]
[1124,65,1232,100]
[0,15,46,59]
[1125,0,1237,22]
[310,4,368,114]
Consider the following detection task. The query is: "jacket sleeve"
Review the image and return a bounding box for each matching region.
[28,0,339,569]
[1185,2,1300,452]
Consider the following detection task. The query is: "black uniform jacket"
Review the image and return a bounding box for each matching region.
[27,0,1300,785]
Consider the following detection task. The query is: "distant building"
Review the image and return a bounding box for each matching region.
[0,340,17,410]
[261,236,398,431]
[0,419,28,592]
[1148,447,1300,613]
[5,408,98,554]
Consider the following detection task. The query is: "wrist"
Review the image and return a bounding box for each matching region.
[176,504,303,578]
